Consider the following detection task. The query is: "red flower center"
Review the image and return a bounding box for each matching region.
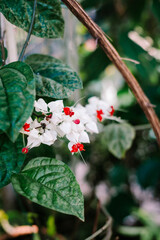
[23,123,30,132]
[22,147,29,154]
[64,107,74,117]
[96,109,104,122]
[71,143,85,153]
[109,106,115,116]
[46,113,52,120]
[73,119,80,124]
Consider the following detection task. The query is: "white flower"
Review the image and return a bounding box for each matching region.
[27,129,42,148]
[34,98,48,113]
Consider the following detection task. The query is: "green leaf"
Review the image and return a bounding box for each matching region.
[103,123,135,159]
[0,61,35,142]
[0,0,64,38]
[0,134,25,188]
[11,157,84,221]
[152,0,160,22]
[25,54,83,99]
[0,47,8,66]
[137,158,160,189]
[119,32,159,84]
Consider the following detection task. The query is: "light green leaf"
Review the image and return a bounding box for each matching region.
[103,123,135,159]
[0,61,35,142]
[25,54,83,99]
[0,134,25,188]
[0,0,64,38]
[11,157,84,221]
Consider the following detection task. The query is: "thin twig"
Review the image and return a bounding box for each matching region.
[18,0,37,61]
[61,0,160,146]
[92,199,101,239]
[84,218,112,240]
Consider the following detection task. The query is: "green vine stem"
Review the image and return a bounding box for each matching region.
[18,0,37,61]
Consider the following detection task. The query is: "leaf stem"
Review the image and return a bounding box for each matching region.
[18,0,37,61]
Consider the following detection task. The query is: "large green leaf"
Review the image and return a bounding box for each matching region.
[11,157,84,221]
[25,54,83,99]
[0,0,64,38]
[0,134,25,188]
[0,61,35,142]
[103,123,135,159]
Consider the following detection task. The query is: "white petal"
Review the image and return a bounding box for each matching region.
[59,121,72,134]
[86,122,99,133]
[78,131,90,143]
[48,100,64,113]
[66,132,79,142]
[34,98,48,113]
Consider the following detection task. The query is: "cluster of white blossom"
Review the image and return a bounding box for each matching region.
[21,97,121,154]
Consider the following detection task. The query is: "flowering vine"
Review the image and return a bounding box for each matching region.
[20,97,122,154]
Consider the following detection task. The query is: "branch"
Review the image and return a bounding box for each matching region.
[62,0,160,146]
[18,0,37,61]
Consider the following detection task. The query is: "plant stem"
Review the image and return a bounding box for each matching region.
[0,36,5,66]
[0,14,5,66]
[84,218,112,240]
[92,199,101,239]
[61,0,160,147]
[134,123,151,131]
[18,0,37,61]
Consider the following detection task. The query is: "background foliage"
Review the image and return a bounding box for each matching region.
[0,0,160,240]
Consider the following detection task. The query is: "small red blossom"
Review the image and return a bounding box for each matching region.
[73,119,80,124]
[96,109,104,122]
[109,106,115,116]
[63,107,74,117]
[46,113,52,120]
[22,147,29,154]
[23,123,30,132]
[71,143,85,153]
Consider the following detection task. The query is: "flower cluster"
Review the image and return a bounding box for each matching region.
[21,97,120,154]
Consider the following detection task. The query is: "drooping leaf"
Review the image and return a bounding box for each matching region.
[0,47,8,66]
[0,61,35,142]
[0,0,64,38]
[11,157,84,221]
[0,134,25,188]
[103,123,135,159]
[25,54,83,99]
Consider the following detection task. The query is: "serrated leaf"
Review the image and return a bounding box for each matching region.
[25,54,83,99]
[0,134,25,188]
[0,61,35,142]
[103,123,135,159]
[11,157,84,221]
[0,0,64,38]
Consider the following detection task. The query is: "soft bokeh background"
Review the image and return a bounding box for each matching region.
[1,0,160,239]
